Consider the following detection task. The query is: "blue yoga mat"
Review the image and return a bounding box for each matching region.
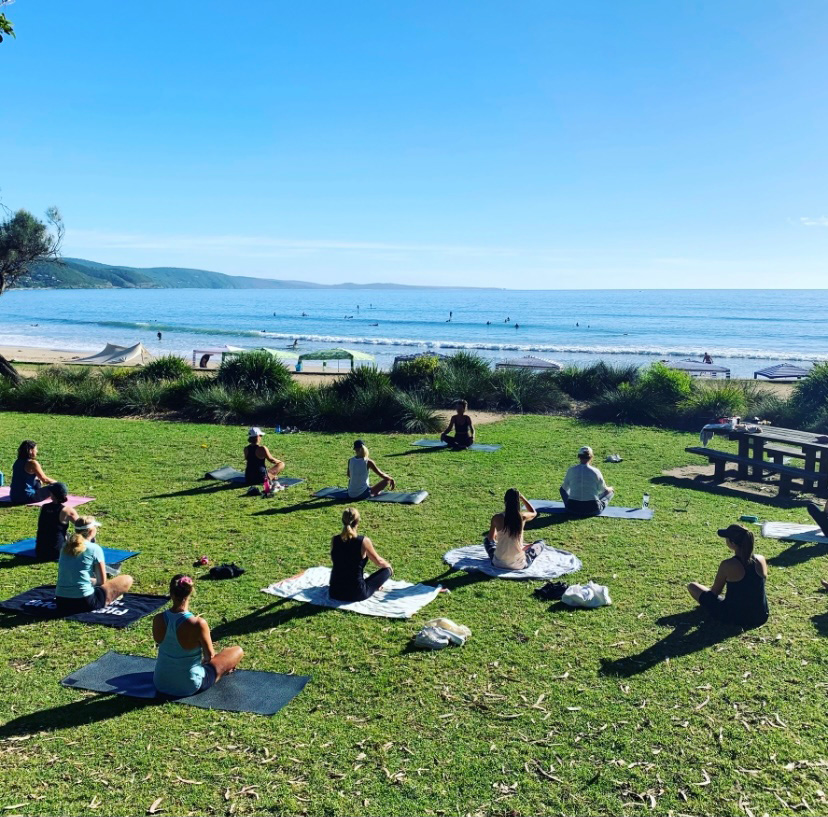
[61,651,310,715]
[0,538,139,563]
[528,500,653,520]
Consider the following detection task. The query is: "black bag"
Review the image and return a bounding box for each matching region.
[208,563,245,580]
[533,581,568,601]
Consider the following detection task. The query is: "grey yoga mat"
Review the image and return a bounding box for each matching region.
[61,651,310,715]
[528,500,653,520]
[313,487,429,505]
[412,439,502,452]
[204,467,305,489]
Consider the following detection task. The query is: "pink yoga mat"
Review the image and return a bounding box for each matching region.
[0,487,95,508]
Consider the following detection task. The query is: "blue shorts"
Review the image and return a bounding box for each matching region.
[198,663,218,692]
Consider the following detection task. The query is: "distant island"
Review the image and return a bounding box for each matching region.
[16,257,485,290]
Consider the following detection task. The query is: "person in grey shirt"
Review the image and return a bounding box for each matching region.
[560,446,614,516]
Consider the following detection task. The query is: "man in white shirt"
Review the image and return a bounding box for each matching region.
[560,446,614,516]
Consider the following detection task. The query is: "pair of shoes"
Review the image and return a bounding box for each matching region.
[246,486,261,496]
[533,581,568,601]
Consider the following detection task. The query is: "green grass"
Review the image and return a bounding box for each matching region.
[0,412,827,816]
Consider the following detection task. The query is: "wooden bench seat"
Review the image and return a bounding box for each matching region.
[763,444,806,463]
[684,447,827,497]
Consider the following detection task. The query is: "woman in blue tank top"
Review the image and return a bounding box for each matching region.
[9,440,57,504]
[152,575,244,697]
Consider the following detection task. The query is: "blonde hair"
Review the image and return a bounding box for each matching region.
[64,516,94,557]
[340,507,361,541]
[354,442,369,459]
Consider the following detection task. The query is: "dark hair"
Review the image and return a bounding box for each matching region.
[502,488,523,538]
[17,440,36,460]
[456,399,468,410]
[169,574,195,599]
[733,528,755,564]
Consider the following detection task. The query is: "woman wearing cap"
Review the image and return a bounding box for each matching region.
[329,507,393,602]
[347,440,395,499]
[9,440,57,505]
[55,516,134,614]
[35,482,79,561]
[152,574,244,697]
[244,427,284,488]
[484,488,543,570]
[687,524,769,627]
[559,446,614,516]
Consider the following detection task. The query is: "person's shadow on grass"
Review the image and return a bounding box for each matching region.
[252,497,343,517]
[598,608,743,677]
[143,482,241,500]
[768,539,828,568]
[211,596,327,640]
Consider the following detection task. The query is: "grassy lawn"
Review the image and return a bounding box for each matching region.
[1,412,826,817]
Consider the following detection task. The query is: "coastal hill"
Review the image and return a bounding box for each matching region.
[16,257,459,290]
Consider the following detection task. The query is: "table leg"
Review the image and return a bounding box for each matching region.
[737,436,750,480]
[750,438,766,479]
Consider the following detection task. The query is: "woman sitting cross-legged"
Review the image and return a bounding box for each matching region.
[688,524,769,628]
[244,426,284,489]
[153,574,244,697]
[485,489,544,570]
[329,507,393,602]
[35,482,79,562]
[347,439,395,499]
[9,439,57,505]
[55,517,134,614]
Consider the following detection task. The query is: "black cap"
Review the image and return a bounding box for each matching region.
[353,439,364,448]
[47,482,69,501]
[717,523,752,547]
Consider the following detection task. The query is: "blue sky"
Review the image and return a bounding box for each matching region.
[3,1,828,288]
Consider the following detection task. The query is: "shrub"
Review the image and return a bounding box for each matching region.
[217,351,293,395]
[790,363,828,418]
[137,354,192,381]
[394,391,444,433]
[390,355,441,392]
[70,378,120,416]
[184,384,256,424]
[98,367,134,391]
[489,368,570,414]
[159,375,203,411]
[554,362,638,400]
[291,385,347,431]
[10,373,75,413]
[118,380,168,414]
[583,383,654,424]
[331,366,394,400]
[680,382,747,425]
[749,392,798,426]
[433,352,492,408]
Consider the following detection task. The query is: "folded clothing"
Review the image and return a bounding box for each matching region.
[561,581,612,608]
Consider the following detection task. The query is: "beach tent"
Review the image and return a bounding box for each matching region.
[496,355,563,371]
[754,363,811,380]
[663,359,731,379]
[71,342,152,366]
[192,345,245,367]
[298,348,374,370]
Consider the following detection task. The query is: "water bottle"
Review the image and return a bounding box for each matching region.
[642,493,650,509]
[274,425,282,434]
[263,477,271,496]
[0,471,4,487]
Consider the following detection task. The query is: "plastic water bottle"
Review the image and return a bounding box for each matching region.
[642,493,650,509]
[274,425,282,434]
[0,471,4,487]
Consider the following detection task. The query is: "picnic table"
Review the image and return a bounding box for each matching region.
[688,424,828,497]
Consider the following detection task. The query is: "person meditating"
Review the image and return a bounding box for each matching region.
[560,446,614,516]
[9,439,57,505]
[484,489,543,570]
[244,426,284,489]
[688,524,769,628]
[347,440,395,499]
[441,400,474,449]
[35,482,78,562]
[55,517,134,614]
[329,507,393,602]
[152,574,244,697]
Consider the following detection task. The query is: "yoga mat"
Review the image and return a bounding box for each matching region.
[0,586,167,628]
[0,487,94,509]
[262,566,442,618]
[0,538,138,563]
[412,440,502,452]
[443,544,582,580]
[203,467,305,490]
[528,499,653,520]
[313,487,429,505]
[762,521,823,540]
[61,651,310,715]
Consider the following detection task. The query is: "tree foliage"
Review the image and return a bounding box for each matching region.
[0,206,64,295]
[0,0,14,42]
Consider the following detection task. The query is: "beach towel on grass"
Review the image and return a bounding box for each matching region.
[313,487,429,505]
[262,566,441,618]
[443,544,582,580]
[412,439,502,452]
[0,487,94,509]
[762,521,826,543]
[0,585,166,628]
[61,651,309,715]
[0,538,138,564]
[528,499,653,520]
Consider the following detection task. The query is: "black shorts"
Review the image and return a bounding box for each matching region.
[56,585,107,614]
[698,591,768,628]
[198,663,218,692]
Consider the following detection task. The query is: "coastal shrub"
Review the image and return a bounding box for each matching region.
[159,374,203,411]
[554,362,638,400]
[10,371,76,413]
[749,392,798,426]
[390,356,441,392]
[394,391,444,433]
[291,385,348,431]
[136,354,192,381]
[433,352,492,408]
[98,367,134,390]
[680,382,747,425]
[583,384,654,424]
[790,363,828,418]
[184,383,256,424]
[217,351,292,395]
[69,378,120,416]
[118,380,167,414]
[489,368,570,414]
[331,366,394,400]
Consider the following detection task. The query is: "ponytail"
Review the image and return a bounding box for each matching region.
[340,507,361,541]
[63,531,88,557]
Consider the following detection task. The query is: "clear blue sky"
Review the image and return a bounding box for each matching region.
[3,1,828,287]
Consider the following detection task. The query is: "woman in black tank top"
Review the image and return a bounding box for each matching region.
[440,400,475,450]
[329,507,393,602]
[688,524,769,627]
[243,428,285,487]
[35,482,78,561]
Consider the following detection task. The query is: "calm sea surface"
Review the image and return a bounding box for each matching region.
[1,288,825,377]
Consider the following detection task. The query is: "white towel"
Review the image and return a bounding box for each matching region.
[761,521,822,540]
[261,567,441,618]
[443,544,581,580]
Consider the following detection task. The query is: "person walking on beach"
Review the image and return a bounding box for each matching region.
[702,352,713,364]
[560,446,614,516]
[157,331,162,341]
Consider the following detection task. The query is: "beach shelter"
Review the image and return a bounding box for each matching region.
[72,342,152,366]
[754,363,811,380]
[192,345,245,367]
[297,348,374,371]
[256,347,299,362]
[496,355,563,371]
[663,359,731,379]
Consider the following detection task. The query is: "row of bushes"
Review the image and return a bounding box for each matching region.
[3,351,826,433]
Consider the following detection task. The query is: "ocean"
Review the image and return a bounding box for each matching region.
[1,288,825,377]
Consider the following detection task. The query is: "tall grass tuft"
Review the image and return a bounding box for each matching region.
[554,362,638,400]
[394,391,445,433]
[136,354,192,381]
[490,368,571,413]
[217,351,293,395]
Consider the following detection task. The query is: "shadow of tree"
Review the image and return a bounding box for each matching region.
[811,609,828,637]
[211,597,327,640]
[650,475,803,509]
[420,567,492,592]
